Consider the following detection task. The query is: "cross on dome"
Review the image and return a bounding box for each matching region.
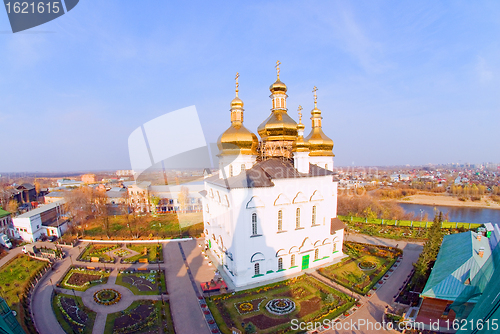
[313,86,318,107]
[235,72,240,97]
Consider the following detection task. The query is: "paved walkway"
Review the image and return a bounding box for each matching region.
[163,240,211,334]
[25,241,187,334]
[325,235,423,334]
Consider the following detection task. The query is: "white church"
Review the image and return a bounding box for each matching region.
[201,63,345,288]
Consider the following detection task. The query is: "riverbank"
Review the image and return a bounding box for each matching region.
[396,194,500,210]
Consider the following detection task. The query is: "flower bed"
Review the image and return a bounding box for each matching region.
[60,267,110,291]
[94,289,121,305]
[265,298,296,315]
[358,261,377,271]
[113,249,131,257]
[234,297,266,315]
[207,275,354,334]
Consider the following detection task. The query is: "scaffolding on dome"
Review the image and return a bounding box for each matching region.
[257,140,294,162]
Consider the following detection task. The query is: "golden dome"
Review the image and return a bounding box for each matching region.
[269,79,287,94]
[292,123,310,152]
[305,126,334,156]
[257,110,298,141]
[231,96,243,109]
[305,87,334,156]
[218,72,258,156]
[217,124,258,156]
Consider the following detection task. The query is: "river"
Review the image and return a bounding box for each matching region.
[399,203,500,224]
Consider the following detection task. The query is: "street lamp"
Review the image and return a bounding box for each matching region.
[420,209,424,222]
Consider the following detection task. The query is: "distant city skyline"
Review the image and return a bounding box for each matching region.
[1,1,499,172]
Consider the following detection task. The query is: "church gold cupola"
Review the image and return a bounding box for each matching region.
[305,86,334,157]
[257,61,298,159]
[217,73,259,157]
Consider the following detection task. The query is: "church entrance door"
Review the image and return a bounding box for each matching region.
[301,254,310,270]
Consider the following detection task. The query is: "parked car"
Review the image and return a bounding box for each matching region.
[0,234,12,249]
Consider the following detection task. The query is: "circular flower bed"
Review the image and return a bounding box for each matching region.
[239,302,253,312]
[265,298,296,315]
[358,261,377,271]
[93,289,121,305]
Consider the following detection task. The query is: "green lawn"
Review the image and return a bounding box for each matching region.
[122,244,163,263]
[115,271,167,295]
[318,242,400,295]
[207,275,354,334]
[339,215,482,229]
[78,243,119,262]
[52,293,96,334]
[0,255,48,331]
[59,267,110,291]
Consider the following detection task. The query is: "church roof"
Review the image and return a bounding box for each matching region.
[205,158,336,189]
[330,218,346,233]
[420,231,492,301]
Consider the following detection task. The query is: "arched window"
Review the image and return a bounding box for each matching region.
[312,206,317,225]
[295,208,301,229]
[278,258,283,270]
[291,254,296,267]
[273,99,275,109]
[241,164,245,172]
[278,210,283,231]
[254,263,260,275]
[315,248,319,260]
[252,213,258,235]
[229,164,233,177]
[281,98,285,108]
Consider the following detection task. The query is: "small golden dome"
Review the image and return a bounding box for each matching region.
[231,96,243,109]
[269,79,287,94]
[292,123,310,152]
[217,124,258,156]
[257,110,298,141]
[305,127,334,156]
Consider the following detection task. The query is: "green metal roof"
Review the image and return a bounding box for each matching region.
[0,208,10,219]
[421,231,492,301]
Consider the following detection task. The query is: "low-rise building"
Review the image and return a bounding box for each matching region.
[416,229,498,330]
[57,179,84,188]
[81,174,97,184]
[12,200,69,242]
[0,208,15,238]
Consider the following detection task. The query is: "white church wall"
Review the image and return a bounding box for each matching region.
[203,170,344,288]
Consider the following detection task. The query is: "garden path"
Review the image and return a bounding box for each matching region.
[325,235,423,334]
[163,240,211,334]
[308,271,363,301]
[27,240,187,334]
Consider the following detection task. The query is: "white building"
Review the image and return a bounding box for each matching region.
[12,200,69,242]
[202,67,345,288]
[0,208,15,238]
[57,179,84,188]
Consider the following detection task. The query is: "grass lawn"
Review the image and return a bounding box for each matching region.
[81,213,203,240]
[115,270,167,295]
[59,267,110,291]
[122,244,163,263]
[0,255,48,331]
[52,293,96,334]
[78,243,119,262]
[339,215,481,229]
[104,300,171,334]
[318,242,400,295]
[207,275,354,334]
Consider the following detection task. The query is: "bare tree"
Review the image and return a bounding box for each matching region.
[177,186,190,212]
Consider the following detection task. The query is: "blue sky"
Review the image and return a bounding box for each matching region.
[0,1,499,172]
